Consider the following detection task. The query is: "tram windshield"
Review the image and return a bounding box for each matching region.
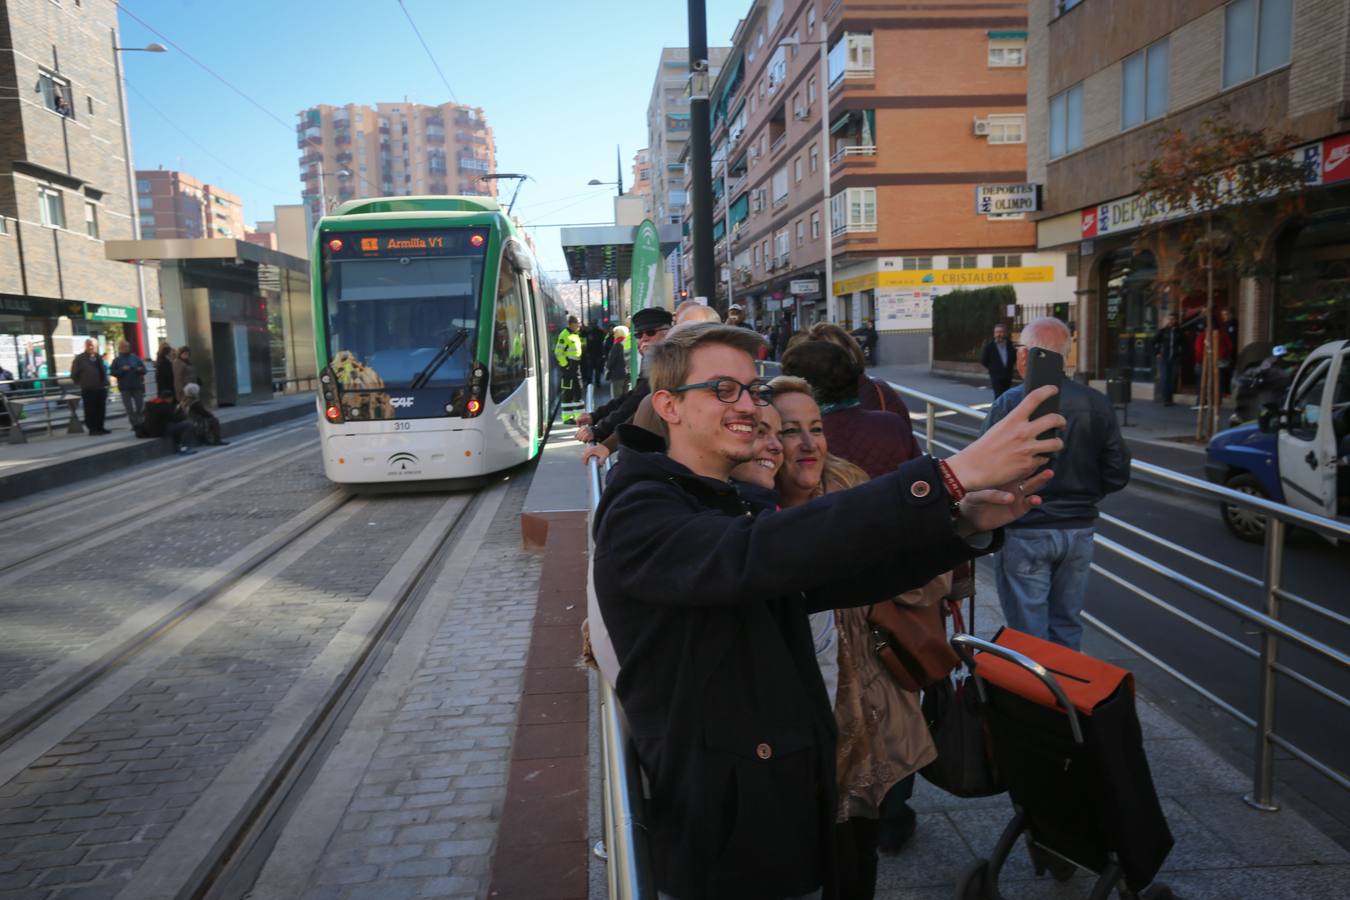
[322,228,488,390]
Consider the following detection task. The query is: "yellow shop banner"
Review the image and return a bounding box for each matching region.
[833,266,1055,295]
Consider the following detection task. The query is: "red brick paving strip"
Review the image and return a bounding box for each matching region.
[490,511,590,899]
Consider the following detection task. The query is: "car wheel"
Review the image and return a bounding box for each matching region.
[1221,473,1269,543]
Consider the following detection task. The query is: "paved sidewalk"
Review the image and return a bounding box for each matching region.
[865,567,1349,899]
[0,393,314,500]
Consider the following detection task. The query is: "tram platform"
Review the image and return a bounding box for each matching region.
[0,392,314,501]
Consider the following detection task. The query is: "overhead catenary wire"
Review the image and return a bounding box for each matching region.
[124,79,294,197]
[397,0,458,104]
[114,1,293,132]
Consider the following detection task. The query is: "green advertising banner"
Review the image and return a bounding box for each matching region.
[84,303,139,323]
[628,218,661,386]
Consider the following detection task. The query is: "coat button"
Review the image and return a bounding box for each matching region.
[756,742,772,760]
[911,481,931,498]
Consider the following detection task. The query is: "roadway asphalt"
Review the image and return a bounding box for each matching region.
[869,362,1350,847]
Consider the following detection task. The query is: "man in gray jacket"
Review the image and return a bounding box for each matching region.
[980,317,1131,650]
[70,339,110,435]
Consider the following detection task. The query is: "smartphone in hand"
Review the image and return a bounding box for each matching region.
[1023,347,1064,441]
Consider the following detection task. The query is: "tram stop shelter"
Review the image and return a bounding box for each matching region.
[559,223,681,321]
[104,238,316,407]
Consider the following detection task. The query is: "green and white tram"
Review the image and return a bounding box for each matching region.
[311,196,565,486]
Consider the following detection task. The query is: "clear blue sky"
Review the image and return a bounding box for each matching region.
[118,0,746,277]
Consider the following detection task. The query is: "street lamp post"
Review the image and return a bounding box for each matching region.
[780,36,834,323]
[111,36,166,357]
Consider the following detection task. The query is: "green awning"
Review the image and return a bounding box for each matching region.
[712,53,745,127]
[830,112,854,134]
[987,30,1027,39]
[728,192,750,227]
[712,218,725,241]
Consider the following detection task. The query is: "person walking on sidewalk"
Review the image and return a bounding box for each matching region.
[980,324,1015,398]
[981,317,1131,651]
[554,316,584,424]
[70,339,110,435]
[109,339,147,425]
[1152,313,1186,407]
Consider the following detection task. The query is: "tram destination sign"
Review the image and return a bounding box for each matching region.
[975,183,1041,215]
[324,227,490,260]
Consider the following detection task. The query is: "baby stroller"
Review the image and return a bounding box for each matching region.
[951,629,1175,900]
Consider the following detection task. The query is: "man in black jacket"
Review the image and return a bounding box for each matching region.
[980,323,1015,397]
[592,322,1063,898]
[981,317,1130,651]
[574,305,673,447]
[1151,312,1185,406]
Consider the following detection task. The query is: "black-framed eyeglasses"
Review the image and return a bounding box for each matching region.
[672,378,774,406]
[637,325,670,339]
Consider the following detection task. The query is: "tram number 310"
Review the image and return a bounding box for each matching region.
[393,421,411,431]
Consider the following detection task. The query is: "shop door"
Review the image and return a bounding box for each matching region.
[211,321,238,406]
[1102,250,1158,381]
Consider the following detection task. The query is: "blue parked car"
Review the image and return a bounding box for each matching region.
[1205,340,1349,542]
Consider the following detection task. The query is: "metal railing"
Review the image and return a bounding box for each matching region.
[272,375,319,396]
[889,380,1350,810]
[584,385,656,899]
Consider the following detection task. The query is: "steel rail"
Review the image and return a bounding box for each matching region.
[584,384,655,899]
[886,377,1350,810]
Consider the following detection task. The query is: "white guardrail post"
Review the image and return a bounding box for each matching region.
[583,384,655,898]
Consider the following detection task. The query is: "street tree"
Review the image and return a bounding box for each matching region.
[1135,113,1311,440]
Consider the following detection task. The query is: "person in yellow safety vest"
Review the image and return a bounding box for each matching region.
[555,316,584,423]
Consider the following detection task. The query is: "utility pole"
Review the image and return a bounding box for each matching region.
[616,145,624,195]
[687,0,715,306]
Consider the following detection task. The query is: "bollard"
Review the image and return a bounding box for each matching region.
[925,402,937,456]
[1245,515,1284,812]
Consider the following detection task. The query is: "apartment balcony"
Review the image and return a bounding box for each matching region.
[425,114,444,127]
[297,133,321,149]
[334,131,351,145]
[300,152,322,166]
[426,132,445,145]
[830,145,877,168]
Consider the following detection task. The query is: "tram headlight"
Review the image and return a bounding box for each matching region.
[466,399,481,415]
[325,404,343,423]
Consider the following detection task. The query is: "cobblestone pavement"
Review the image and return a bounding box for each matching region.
[0,436,333,697]
[0,445,464,899]
[253,475,541,900]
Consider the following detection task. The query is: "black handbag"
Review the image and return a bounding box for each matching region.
[918,586,1006,798]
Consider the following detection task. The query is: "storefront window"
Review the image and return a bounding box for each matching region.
[1101,249,1158,381]
[1274,209,1350,366]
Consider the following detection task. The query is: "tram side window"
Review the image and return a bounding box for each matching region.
[491,256,528,403]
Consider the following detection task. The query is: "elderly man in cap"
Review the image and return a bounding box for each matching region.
[575,306,673,454]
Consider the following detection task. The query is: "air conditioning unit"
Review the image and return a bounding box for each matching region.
[748,145,760,160]
[794,106,808,120]
[973,118,991,136]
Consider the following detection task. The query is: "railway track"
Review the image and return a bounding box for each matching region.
[0,456,500,899]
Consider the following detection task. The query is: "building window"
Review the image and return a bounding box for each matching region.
[1223,0,1292,89]
[988,41,1026,67]
[753,243,761,268]
[86,95,93,115]
[948,255,978,269]
[1048,83,1083,159]
[84,202,98,238]
[774,228,790,262]
[767,47,787,94]
[810,211,820,240]
[38,187,65,228]
[809,142,819,173]
[807,76,817,107]
[992,254,1023,268]
[901,256,933,270]
[771,166,789,205]
[987,114,1025,144]
[830,187,877,235]
[38,71,74,117]
[137,179,151,193]
[796,219,805,246]
[1122,38,1169,129]
[0,216,8,236]
[807,4,816,34]
[794,156,803,183]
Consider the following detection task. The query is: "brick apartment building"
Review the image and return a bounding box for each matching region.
[0,0,155,371]
[1028,0,1350,385]
[296,102,496,226]
[692,0,1071,362]
[136,168,245,240]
